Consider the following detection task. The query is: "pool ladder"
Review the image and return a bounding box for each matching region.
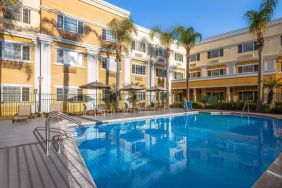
[241,101,250,116]
[45,111,86,156]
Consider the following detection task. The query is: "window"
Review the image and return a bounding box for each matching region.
[1,86,30,102]
[102,29,115,42]
[0,41,30,61]
[56,88,83,101]
[238,64,258,73]
[238,41,257,53]
[56,49,83,67]
[264,60,275,72]
[101,57,108,69]
[175,53,183,62]
[207,92,224,101]
[190,72,201,78]
[57,14,83,34]
[4,8,30,24]
[207,69,224,77]
[207,49,224,59]
[136,92,146,101]
[238,91,257,101]
[155,48,166,58]
[132,64,146,75]
[280,36,282,46]
[156,68,166,77]
[174,72,183,80]
[132,41,146,52]
[190,53,200,62]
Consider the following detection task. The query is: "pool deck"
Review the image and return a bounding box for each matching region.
[0,109,281,188]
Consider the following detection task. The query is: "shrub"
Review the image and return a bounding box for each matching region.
[170,102,184,108]
[192,101,205,109]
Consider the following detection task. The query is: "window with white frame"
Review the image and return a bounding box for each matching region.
[238,91,257,101]
[1,86,30,102]
[102,29,115,42]
[264,60,275,72]
[174,72,183,80]
[101,57,108,69]
[56,88,83,101]
[190,71,201,78]
[57,14,83,34]
[238,41,257,53]
[237,64,258,73]
[132,41,146,52]
[207,69,224,77]
[136,92,146,101]
[4,7,31,24]
[156,68,166,77]
[190,53,200,62]
[207,48,224,59]
[280,35,282,46]
[155,48,166,58]
[0,41,30,61]
[56,48,83,67]
[132,64,146,75]
[175,53,183,62]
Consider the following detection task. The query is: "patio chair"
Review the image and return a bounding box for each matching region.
[11,105,31,124]
[123,102,132,113]
[96,104,108,116]
[137,102,146,112]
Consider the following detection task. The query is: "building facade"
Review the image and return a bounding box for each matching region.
[0,0,282,116]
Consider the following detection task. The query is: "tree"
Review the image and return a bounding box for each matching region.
[174,26,202,101]
[150,26,176,107]
[264,77,282,107]
[245,0,278,111]
[0,0,22,32]
[100,18,136,109]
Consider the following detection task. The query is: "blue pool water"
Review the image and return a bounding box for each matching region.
[74,113,282,188]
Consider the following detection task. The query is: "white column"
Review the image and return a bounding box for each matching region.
[226,87,231,102]
[201,66,207,77]
[168,67,173,104]
[124,55,131,85]
[87,51,98,95]
[193,88,197,101]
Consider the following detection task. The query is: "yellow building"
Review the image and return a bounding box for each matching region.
[0,0,281,117]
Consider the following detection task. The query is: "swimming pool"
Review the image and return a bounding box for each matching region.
[74,113,282,188]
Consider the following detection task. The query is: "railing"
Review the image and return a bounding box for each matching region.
[241,101,250,116]
[45,111,86,156]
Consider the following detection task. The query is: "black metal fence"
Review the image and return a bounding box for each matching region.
[0,92,167,119]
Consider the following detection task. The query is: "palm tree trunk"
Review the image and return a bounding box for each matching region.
[166,50,170,108]
[257,47,264,111]
[186,50,190,101]
[116,55,120,110]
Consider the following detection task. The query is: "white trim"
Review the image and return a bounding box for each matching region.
[55,46,85,54]
[0,83,32,87]
[53,62,86,69]
[54,85,80,89]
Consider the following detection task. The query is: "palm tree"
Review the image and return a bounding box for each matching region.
[0,0,22,33]
[245,0,278,111]
[100,18,136,109]
[174,26,202,101]
[264,77,282,107]
[150,26,176,107]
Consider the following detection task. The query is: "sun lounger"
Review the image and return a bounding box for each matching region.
[11,105,31,124]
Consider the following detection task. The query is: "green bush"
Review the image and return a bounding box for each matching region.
[192,101,205,109]
[170,102,184,108]
[271,105,282,113]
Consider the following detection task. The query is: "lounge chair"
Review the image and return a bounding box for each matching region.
[11,105,31,124]
[96,104,108,116]
[137,102,146,112]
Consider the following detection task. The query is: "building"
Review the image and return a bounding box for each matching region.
[172,19,282,104]
[0,0,281,117]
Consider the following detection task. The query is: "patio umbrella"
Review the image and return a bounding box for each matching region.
[80,81,110,108]
[146,86,167,105]
[121,85,145,110]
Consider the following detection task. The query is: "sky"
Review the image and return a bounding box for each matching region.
[106,0,282,39]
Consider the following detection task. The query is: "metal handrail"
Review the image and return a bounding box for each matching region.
[45,111,86,156]
[241,101,250,116]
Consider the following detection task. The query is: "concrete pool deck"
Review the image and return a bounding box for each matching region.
[0,109,281,188]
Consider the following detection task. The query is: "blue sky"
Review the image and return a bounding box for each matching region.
[106,0,282,39]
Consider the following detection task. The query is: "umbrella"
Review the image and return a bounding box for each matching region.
[121,85,145,110]
[146,86,167,105]
[80,81,110,109]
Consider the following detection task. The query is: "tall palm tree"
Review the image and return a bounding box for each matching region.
[245,0,278,111]
[150,26,175,107]
[101,18,136,109]
[174,26,202,101]
[264,77,282,107]
[0,0,22,32]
